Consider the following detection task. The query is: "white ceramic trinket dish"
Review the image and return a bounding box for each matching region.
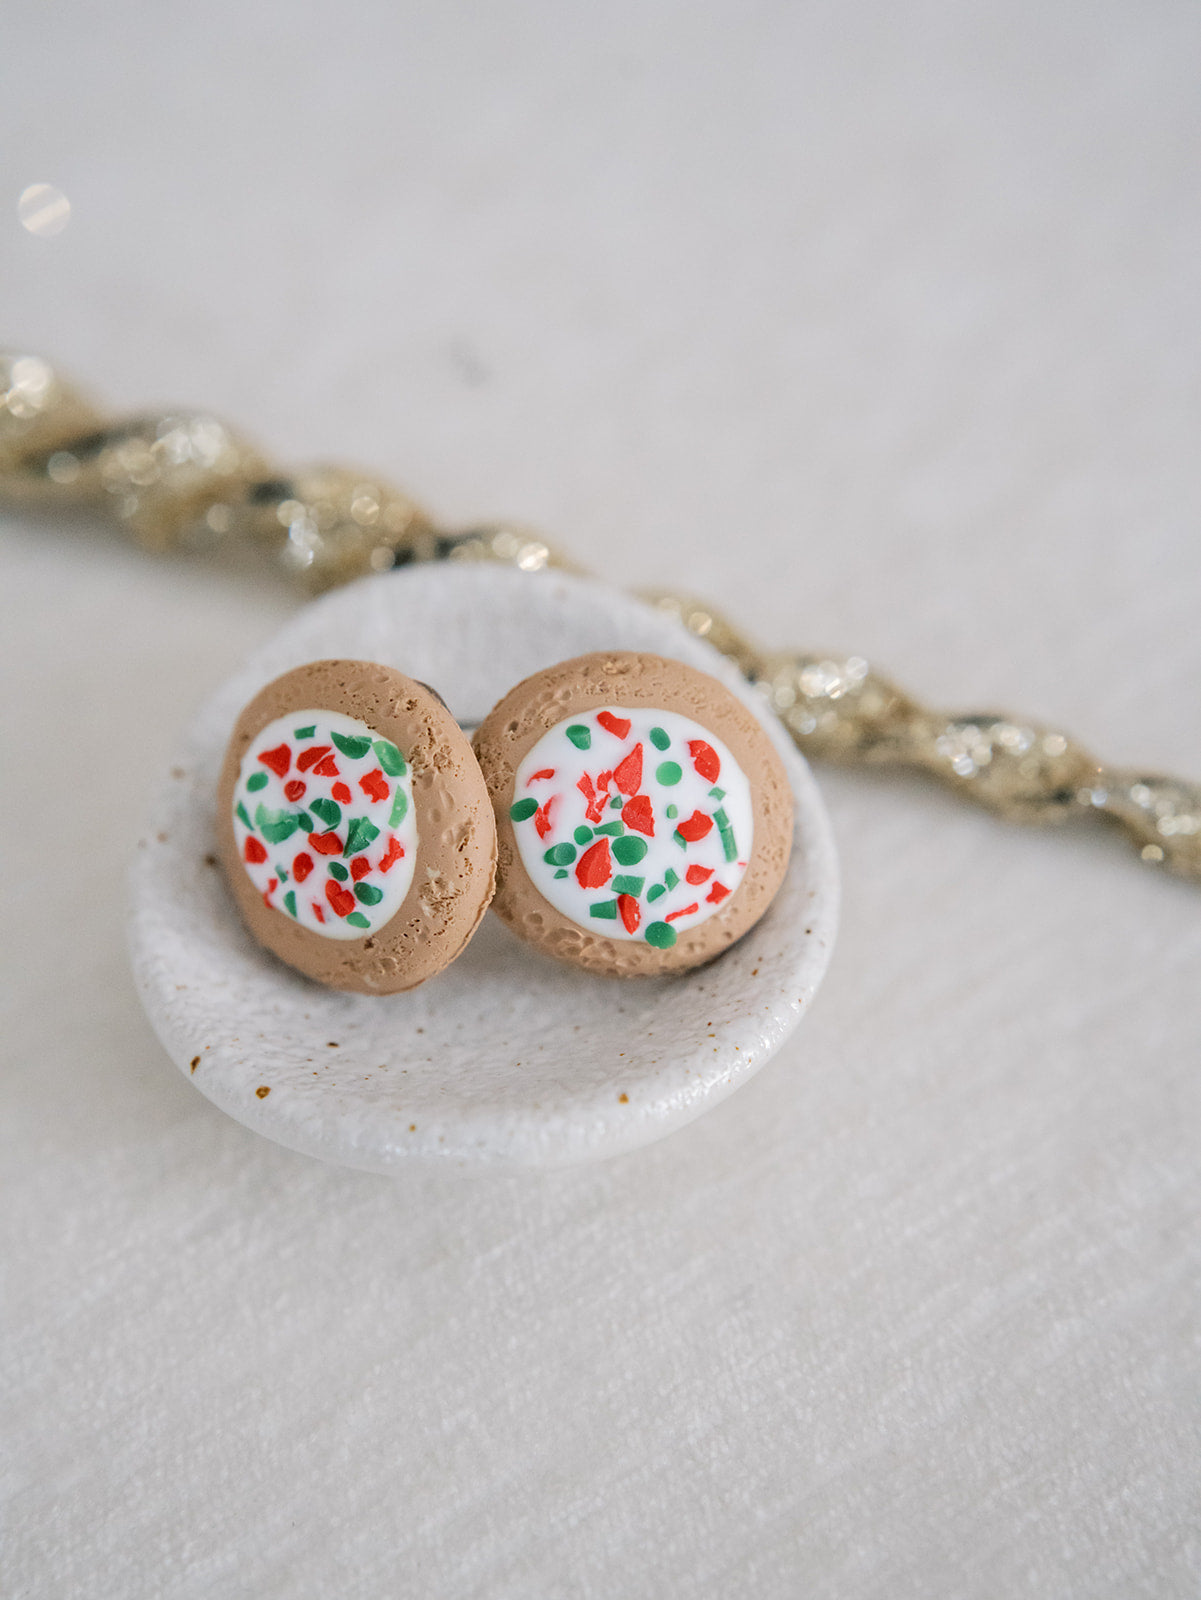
[129,565,839,1170]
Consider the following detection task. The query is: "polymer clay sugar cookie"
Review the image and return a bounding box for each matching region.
[473,652,794,975]
[216,660,496,993]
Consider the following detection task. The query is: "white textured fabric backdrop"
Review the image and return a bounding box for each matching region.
[3,3,1199,1595]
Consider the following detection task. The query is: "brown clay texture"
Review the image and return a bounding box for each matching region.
[473,651,793,975]
[217,660,496,993]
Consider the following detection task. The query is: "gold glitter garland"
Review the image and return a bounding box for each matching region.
[3,351,1197,882]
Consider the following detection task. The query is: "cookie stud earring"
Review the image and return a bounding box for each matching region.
[472,651,794,975]
[217,660,496,993]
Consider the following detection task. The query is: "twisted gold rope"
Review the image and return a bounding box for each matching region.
[3,352,1198,882]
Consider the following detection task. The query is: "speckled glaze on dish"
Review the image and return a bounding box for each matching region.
[216,660,496,992]
[474,652,793,975]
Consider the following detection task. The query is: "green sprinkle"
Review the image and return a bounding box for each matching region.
[255,804,299,845]
[650,726,670,751]
[328,861,349,881]
[566,725,591,750]
[283,890,298,918]
[593,821,622,836]
[510,797,538,823]
[573,825,593,845]
[590,899,619,919]
[293,725,316,739]
[345,912,371,929]
[554,868,569,880]
[647,884,666,903]
[645,921,677,949]
[543,843,577,866]
[664,868,679,890]
[714,807,737,862]
[674,829,687,850]
[275,865,289,882]
[612,836,648,865]
[246,770,268,792]
[610,796,623,809]
[709,786,726,800]
[612,875,645,897]
[297,811,313,832]
[666,804,678,819]
[355,882,384,906]
[235,801,253,830]
[310,796,342,829]
[655,761,682,787]
[389,789,408,827]
[331,731,372,760]
[373,738,406,776]
[345,816,381,856]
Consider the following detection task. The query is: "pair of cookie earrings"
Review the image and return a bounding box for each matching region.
[217,651,794,992]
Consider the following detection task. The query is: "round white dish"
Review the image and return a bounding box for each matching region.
[129,565,839,1169]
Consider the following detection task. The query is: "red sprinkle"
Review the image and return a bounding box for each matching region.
[618,894,641,934]
[358,768,389,803]
[350,855,371,881]
[325,879,356,918]
[292,851,314,882]
[284,779,306,802]
[688,740,721,782]
[597,712,631,740]
[621,793,655,836]
[575,837,613,889]
[296,745,331,773]
[534,798,556,839]
[311,752,340,778]
[311,902,326,924]
[331,781,352,805]
[676,810,714,842]
[243,836,268,864]
[308,831,343,856]
[705,881,731,904]
[258,743,291,778]
[527,768,556,784]
[378,836,404,874]
[686,864,714,885]
[577,773,605,824]
[613,744,644,796]
[666,902,699,922]
[262,876,278,907]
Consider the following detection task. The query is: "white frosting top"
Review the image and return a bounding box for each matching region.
[510,706,753,949]
[231,709,418,940]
